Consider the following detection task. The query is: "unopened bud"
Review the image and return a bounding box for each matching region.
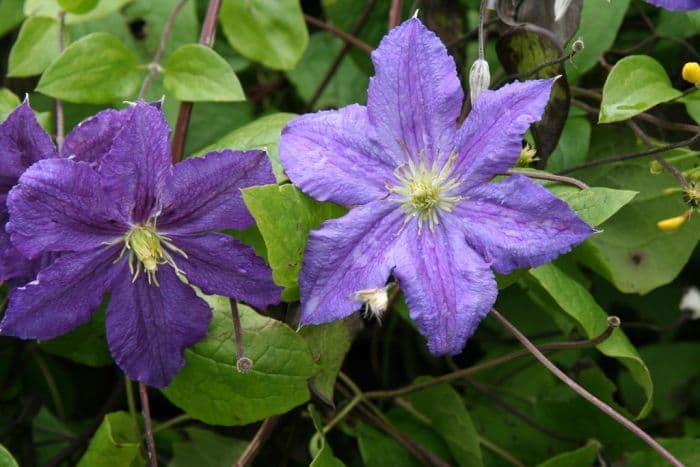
[469,59,491,105]
[682,62,700,84]
[572,38,584,53]
[649,160,663,174]
[656,211,691,231]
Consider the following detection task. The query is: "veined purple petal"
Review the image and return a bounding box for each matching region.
[367,18,463,167]
[455,174,593,274]
[394,217,497,355]
[106,263,211,388]
[299,200,403,325]
[0,246,120,340]
[0,231,36,284]
[158,150,275,233]
[99,103,171,224]
[280,105,394,205]
[644,0,700,10]
[7,159,125,259]
[0,102,57,198]
[62,107,132,164]
[454,79,553,191]
[169,232,282,310]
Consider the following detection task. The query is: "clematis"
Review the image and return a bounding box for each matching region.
[0,102,282,387]
[644,0,700,10]
[279,18,594,355]
[0,101,136,285]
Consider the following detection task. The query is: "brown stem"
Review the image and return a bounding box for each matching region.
[304,0,377,112]
[171,0,222,163]
[489,308,684,467]
[138,0,188,100]
[233,416,281,467]
[626,119,689,188]
[303,15,373,54]
[139,382,157,467]
[54,10,66,152]
[230,299,252,372]
[388,0,404,30]
[504,169,589,190]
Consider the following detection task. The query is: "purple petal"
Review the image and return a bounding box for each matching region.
[169,232,282,310]
[98,103,172,224]
[0,246,119,340]
[0,230,36,284]
[158,150,275,233]
[7,159,125,259]
[455,174,593,274]
[367,18,463,167]
[299,200,403,325]
[62,107,132,164]
[394,217,497,355]
[645,0,700,10]
[454,79,553,191]
[0,102,57,198]
[279,105,394,205]
[106,263,212,388]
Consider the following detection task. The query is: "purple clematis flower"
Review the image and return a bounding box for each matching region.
[279,18,594,355]
[644,0,700,10]
[0,102,282,387]
[0,101,136,285]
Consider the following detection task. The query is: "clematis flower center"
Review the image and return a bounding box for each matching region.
[112,222,187,286]
[387,145,462,233]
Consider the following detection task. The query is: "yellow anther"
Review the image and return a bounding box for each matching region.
[682,62,700,84]
[516,144,539,168]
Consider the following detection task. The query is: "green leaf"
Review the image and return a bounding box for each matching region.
[25,0,134,23]
[199,113,296,183]
[0,89,21,123]
[37,32,142,104]
[77,412,141,467]
[220,0,308,71]
[9,16,60,77]
[535,440,600,467]
[241,184,346,301]
[564,0,629,81]
[356,423,423,467]
[0,444,19,467]
[408,381,483,467]
[599,55,682,123]
[170,427,247,467]
[163,296,318,426]
[299,318,355,404]
[627,438,700,467]
[576,160,700,293]
[163,44,244,102]
[546,111,591,173]
[528,262,653,418]
[684,89,700,124]
[58,0,98,14]
[548,186,638,226]
[309,405,346,467]
[0,0,25,38]
[286,32,367,110]
[40,307,112,367]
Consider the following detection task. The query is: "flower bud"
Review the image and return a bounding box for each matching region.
[682,62,700,84]
[656,211,691,231]
[649,160,663,174]
[469,59,491,105]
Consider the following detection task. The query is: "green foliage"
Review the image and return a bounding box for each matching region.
[58,0,98,14]
[356,423,423,467]
[546,111,591,172]
[164,44,244,102]
[77,412,142,466]
[599,55,682,123]
[535,440,600,467]
[529,263,654,418]
[241,184,346,301]
[309,405,346,467]
[37,32,142,103]
[40,308,112,367]
[549,186,637,226]
[0,88,20,122]
[163,295,318,426]
[219,0,308,71]
[169,427,247,467]
[8,16,60,77]
[0,0,24,38]
[0,444,19,467]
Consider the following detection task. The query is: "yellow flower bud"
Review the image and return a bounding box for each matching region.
[682,62,700,84]
[656,211,691,232]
